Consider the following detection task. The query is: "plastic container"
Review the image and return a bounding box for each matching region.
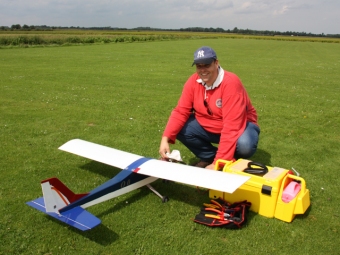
[209,159,310,222]
[210,159,288,218]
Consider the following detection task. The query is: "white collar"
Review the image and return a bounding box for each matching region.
[196,66,224,90]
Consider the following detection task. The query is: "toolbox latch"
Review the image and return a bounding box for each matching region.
[262,185,272,195]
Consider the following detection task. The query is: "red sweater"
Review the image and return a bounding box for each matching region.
[163,69,258,162]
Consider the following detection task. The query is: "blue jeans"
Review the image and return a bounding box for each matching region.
[176,114,260,161]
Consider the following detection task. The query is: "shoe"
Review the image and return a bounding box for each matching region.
[191,160,213,168]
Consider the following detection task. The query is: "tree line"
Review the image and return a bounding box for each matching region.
[2,24,339,38]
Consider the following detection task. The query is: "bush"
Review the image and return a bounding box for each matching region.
[66,37,82,43]
[83,37,96,43]
[30,36,45,45]
[0,37,11,45]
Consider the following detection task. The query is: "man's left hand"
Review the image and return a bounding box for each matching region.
[205,163,215,170]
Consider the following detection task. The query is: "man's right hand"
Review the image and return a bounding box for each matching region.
[159,136,170,159]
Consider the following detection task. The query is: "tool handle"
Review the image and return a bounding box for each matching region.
[243,161,268,175]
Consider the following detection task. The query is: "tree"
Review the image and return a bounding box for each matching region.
[11,24,21,30]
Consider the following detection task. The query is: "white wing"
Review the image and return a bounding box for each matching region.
[59,139,250,194]
[137,160,249,194]
[59,139,142,169]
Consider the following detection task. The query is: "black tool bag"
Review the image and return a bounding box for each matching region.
[193,198,251,229]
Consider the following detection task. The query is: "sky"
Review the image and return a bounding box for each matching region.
[0,0,339,35]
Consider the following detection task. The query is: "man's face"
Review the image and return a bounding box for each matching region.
[195,60,219,86]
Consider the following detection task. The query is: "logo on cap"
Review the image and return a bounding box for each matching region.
[197,50,205,58]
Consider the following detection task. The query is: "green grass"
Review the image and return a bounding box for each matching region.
[1,39,339,254]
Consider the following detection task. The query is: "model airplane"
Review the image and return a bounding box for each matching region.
[26,139,250,231]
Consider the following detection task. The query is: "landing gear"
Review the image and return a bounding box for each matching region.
[146,184,169,203]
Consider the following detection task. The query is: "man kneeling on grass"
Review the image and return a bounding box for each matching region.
[159,46,260,169]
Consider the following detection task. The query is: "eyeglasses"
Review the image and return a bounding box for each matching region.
[204,99,213,116]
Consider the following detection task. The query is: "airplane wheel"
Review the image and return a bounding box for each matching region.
[162,196,169,203]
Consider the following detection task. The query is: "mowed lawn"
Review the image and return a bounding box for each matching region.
[1,38,339,254]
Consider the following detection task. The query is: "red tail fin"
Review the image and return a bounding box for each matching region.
[41,177,88,203]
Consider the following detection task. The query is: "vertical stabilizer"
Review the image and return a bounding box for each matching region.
[41,178,87,213]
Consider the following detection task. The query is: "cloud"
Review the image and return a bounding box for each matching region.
[189,0,233,12]
[101,0,233,17]
[273,5,289,15]
[234,1,270,14]
[0,0,339,34]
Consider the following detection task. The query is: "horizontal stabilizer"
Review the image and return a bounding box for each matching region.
[26,197,101,231]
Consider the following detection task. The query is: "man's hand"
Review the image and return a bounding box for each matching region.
[159,136,170,159]
[205,163,215,170]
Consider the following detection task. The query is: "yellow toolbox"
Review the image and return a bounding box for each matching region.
[209,159,310,222]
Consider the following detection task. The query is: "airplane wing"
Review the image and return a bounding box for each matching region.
[59,139,142,169]
[59,139,250,194]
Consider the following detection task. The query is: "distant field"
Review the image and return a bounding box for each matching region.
[1,29,339,47]
[1,38,339,254]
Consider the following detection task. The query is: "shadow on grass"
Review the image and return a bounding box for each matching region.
[80,161,122,179]
[294,204,312,220]
[95,187,151,218]
[187,148,272,167]
[249,148,272,166]
[81,224,119,245]
[43,215,119,245]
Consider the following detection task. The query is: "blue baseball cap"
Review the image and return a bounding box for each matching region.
[192,46,217,66]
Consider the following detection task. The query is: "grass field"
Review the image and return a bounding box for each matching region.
[1,37,340,254]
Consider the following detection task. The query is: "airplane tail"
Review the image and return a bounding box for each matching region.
[26,177,101,231]
[40,177,88,213]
